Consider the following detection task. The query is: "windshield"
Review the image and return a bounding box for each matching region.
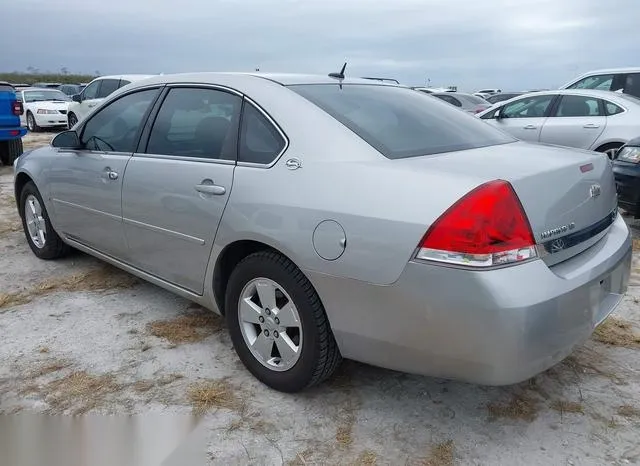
[24,90,71,103]
[288,84,515,159]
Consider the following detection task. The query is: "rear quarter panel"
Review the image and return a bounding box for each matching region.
[214,79,481,285]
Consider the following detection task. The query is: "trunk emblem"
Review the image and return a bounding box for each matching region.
[550,238,566,253]
[590,184,601,198]
[540,222,575,240]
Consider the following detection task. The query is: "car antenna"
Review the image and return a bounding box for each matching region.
[329,62,347,80]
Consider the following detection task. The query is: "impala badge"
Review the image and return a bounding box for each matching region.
[590,184,601,199]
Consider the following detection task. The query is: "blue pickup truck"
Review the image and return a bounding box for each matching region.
[0,81,26,166]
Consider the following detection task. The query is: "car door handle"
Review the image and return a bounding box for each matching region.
[523,124,537,130]
[195,183,226,195]
[583,124,600,129]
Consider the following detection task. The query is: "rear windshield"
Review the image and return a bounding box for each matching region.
[288,84,514,159]
[457,94,489,105]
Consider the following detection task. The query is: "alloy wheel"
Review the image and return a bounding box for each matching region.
[24,194,46,248]
[238,277,303,371]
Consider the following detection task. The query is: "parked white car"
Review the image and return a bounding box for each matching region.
[67,74,154,127]
[477,89,640,158]
[474,88,502,99]
[15,88,71,132]
[560,67,640,98]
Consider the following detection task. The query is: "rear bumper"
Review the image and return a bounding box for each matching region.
[0,127,27,141]
[308,214,632,385]
[613,164,640,216]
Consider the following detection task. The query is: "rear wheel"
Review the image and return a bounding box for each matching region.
[596,142,623,160]
[19,181,69,260]
[26,111,40,132]
[0,138,23,166]
[225,251,342,392]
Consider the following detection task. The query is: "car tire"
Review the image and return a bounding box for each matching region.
[0,138,23,166]
[67,112,78,129]
[19,181,69,260]
[225,251,342,392]
[596,142,623,160]
[26,111,40,133]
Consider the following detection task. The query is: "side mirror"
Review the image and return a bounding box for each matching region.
[52,130,81,149]
[72,94,82,103]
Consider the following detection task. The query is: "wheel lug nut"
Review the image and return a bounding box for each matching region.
[265,308,271,315]
[264,329,270,337]
[274,317,280,325]
[274,331,279,338]
[259,316,265,323]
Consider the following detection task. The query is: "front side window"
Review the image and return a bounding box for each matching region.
[81,89,158,152]
[96,79,120,99]
[146,87,242,159]
[502,95,555,118]
[568,74,614,91]
[554,95,602,117]
[82,81,101,100]
[289,84,514,159]
[238,102,286,164]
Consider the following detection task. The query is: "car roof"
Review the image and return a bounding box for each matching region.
[572,67,640,76]
[91,74,156,82]
[129,72,401,88]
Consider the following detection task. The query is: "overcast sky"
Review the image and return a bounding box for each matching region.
[3,0,639,91]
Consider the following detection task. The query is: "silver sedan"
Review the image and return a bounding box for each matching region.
[477,89,640,158]
[13,73,632,392]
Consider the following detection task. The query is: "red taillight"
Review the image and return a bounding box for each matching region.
[416,180,537,267]
[12,101,23,116]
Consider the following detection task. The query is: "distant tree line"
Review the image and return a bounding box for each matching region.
[0,68,97,85]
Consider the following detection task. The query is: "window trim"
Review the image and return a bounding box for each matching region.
[135,83,243,166]
[236,96,290,169]
[75,85,163,156]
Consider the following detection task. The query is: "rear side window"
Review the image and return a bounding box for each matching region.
[146,87,242,160]
[624,73,640,98]
[118,80,131,89]
[238,102,286,164]
[289,84,514,159]
[554,95,602,117]
[604,101,624,116]
[96,79,120,99]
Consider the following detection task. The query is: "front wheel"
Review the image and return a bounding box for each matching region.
[225,251,342,392]
[26,112,40,132]
[67,113,78,129]
[19,181,69,260]
[596,142,623,160]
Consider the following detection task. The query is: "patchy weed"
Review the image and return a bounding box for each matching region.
[593,317,640,348]
[148,309,223,344]
[187,379,241,414]
[551,400,584,415]
[487,394,539,422]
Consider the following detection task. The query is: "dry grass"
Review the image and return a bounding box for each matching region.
[0,194,16,208]
[287,449,315,466]
[187,379,241,414]
[633,238,640,251]
[551,400,584,415]
[593,317,640,348]
[487,394,539,422]
[27,360,71,379]
[0,218,21,236]
[617,405,640,418]
[43,371,121,415]
[351,450,378,465]
[147,309,223,345]
[0,265,138,310]
[132,374,183,393]
[419,440,455,466]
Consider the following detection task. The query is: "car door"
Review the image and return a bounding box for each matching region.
[48,87,161,259]
[485,94,556,142]
[121,85,243,294]
[539,94,606,150]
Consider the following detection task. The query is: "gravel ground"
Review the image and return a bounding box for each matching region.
[1,132,639,465]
